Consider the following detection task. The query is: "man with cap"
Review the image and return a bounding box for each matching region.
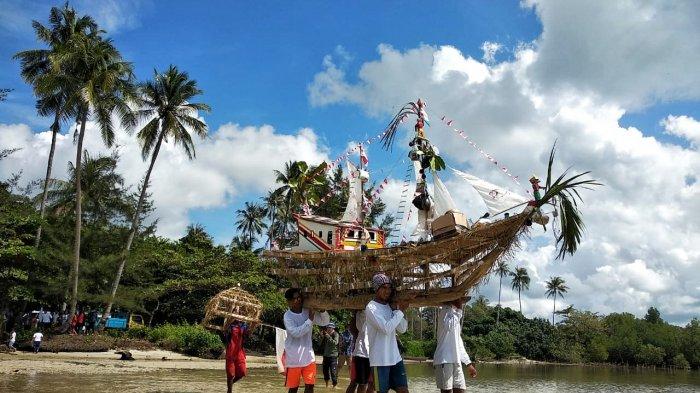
[283,287,330,393]
[433,295,477,393]
[321,322,340,388]
[365,273,409,393]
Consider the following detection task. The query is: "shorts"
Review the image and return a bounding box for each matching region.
[285,362,317,388]
[374,360,407,393]
[434,363,466,390]
[351,356,371,384]
[226,357,247,379]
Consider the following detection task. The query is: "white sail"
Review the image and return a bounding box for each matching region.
[451,168,529,216]
[341,161,363,223]
[432,171,458,216]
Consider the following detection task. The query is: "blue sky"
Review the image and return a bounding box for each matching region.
[2,0,699,323]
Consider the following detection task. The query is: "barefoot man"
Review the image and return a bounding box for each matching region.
[365,273,409,393]
[433,295,477,393]
[283,287,330,393]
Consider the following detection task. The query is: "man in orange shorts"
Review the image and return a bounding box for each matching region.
[283,288,330,393]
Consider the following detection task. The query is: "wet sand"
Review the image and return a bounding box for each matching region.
[0,350,279,375]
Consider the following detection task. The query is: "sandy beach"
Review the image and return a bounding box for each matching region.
[0,350,279,375]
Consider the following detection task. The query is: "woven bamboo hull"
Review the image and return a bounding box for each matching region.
[264,212,529,309]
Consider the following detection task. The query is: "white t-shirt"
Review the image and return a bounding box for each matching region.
[32,332,43,342]
[433,306,472,366]
[364,300,407,367]
[283,308,330,368]
[41,311,52,323]
[352,310,370,358]
[10,332,16,342]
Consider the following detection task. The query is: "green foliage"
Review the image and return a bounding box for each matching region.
[635,344,665,366]
[484,327,515,359]
[672,354,690,369]
[148,323,223,358]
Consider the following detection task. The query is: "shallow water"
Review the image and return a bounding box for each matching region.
[2,363,699,392]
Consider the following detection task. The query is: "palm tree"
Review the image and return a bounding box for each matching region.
[273,160,327,244]
[102,65,209,325]
[545,276,569,325]
[494,260,510,325]
[261,190,283,249]
[37,30,137,318]
[235,202,267,247]
[510,267,530,313]
[13,4,98,247]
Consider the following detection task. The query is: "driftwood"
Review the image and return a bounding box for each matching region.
[264,212,529,309]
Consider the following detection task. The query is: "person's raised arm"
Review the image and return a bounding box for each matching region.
[284,312,312,338]
[365,302,405,335]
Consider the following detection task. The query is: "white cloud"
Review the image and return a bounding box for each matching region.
[306,2,700,324]
[481,41,502,64]
[661,115,700,148]
[0,121,330,239]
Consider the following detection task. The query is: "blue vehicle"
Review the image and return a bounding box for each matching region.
[104,312,144,330]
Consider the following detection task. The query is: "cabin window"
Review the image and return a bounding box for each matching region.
[369,231,376,241]
[347,230,355,238]
[318,231,323,238]
[327,231,332,244]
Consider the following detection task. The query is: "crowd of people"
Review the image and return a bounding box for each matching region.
[223,272,478,393]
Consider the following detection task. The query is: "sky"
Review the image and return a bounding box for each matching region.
[1,0,699,325]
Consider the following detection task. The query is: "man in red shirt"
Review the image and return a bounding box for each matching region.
[224,319,256,393]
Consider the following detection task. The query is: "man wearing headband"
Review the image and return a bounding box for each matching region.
[365,273,409,393]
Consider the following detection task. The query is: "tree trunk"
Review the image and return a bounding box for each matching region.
[34,112,61,248]
[69,111,88,318]
[552,293,556,325]
[518,289,522,313]
[496,276,502,325]
[101,133,164,326]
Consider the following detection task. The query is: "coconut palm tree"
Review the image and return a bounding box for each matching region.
[37,31,137,318]
[101,65,209,325]
[13,3,98,247]
[510,267,530,313]
[494,260,510,325]
[261,190,284,249]
[235,202,267,247]
[545,276,568,325]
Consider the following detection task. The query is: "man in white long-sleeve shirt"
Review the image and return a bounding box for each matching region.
[283,288,330,393]
[365,273,409,393]
[433,295,477,393]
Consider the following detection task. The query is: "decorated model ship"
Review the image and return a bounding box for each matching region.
[264,99,598,310]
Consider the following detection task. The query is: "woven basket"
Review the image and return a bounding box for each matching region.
[202,287,263,331]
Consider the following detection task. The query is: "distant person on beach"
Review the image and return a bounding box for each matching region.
[365,273,409,393]
[8,329,16,349]
[223,319,256,393]
[433,295,477,393]
[283,287,330,393]
[32,331,43,353]
[321,323,339,388]
[40,310,52,330]
[338,325,354,372]
[76,309,86,334]
[346,310,375,393]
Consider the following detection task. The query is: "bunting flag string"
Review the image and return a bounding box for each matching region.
[362,177,389,213]
[325,129,390,173]
[438,114,531,196]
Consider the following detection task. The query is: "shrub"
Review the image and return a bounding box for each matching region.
[585,336,609,363]
[484,328,515,359]
[148,324,223,358]
[635,344,665,366]
[672,354,690,369]
[125,325,150,339]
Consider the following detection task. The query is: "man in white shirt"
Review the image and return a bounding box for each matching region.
[8,329,16,349]
[283,287,330,393]
[365,273,409,393]
[32,331,43,353]
[347,310,375,393]
[433,295,477,393]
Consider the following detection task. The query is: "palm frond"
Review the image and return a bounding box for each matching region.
[379,102,419,150]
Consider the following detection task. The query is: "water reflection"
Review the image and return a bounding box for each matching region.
[2,363,699,392]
